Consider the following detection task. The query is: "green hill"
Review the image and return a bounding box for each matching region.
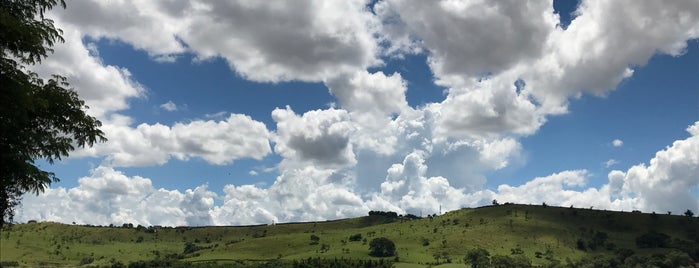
[1,204,698,267]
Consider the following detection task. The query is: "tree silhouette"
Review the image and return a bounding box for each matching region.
[685,209,694,217]
[1,0,106,227]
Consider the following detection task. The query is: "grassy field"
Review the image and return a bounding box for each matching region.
[1,204,698,267]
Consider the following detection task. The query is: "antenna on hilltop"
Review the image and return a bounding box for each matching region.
[439,204,442,215]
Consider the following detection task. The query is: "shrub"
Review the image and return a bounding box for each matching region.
[369,237,396,257]
[421,238,430,246]
[349,233,362,242]
[310,234,320,245]
[576,239,586,251]
[464,248,490,268]
[635,231,670,248]
[183,242,198,254]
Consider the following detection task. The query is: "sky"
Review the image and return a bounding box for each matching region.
[16,0,699,227]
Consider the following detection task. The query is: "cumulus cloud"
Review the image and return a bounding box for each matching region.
[18,122,699,225]
[272,107,356,169]
[50,0,381,82]
[522,0,699,111]
[380,0,699,140]
[325,70,412,155]
[379,0,557,86]
[326,70,409,117]
[368,150,494,215]
[607,122,699,214]
[29,24,144,118]
[494,121,699,214]
[612,139,624,147]
[160,101,178,112]
[17,1,699,226]
[75,114,272,167]
[18,167,194,226]
[429,76,545,139]
[50,1,186,59]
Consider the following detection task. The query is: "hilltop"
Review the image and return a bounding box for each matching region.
[1,204,698,267]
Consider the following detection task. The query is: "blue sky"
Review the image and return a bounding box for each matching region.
[19,0,699,226]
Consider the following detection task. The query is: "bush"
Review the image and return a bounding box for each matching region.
[369,237,396,257]
[310,234,320,245]
[464,248,490,268]
[183,242,198,254]
[576,238,586,251]
[348,233,362,242]
[0,261,20,267]
[79,256,94,265]
[636,231,670,248]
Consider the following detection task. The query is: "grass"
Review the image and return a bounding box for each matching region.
[1,204,698,267]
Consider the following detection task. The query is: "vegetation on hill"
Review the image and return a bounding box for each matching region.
[1,204,698,267]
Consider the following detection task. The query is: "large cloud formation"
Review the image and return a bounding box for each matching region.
[19,121,699,225]
[52,0,381,82]
[15,0,699,225]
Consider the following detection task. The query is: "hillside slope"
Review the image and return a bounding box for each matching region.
[1,204,698,267]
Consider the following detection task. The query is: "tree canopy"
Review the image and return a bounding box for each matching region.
[1,0,106,227]
[368,237,396,257]
[464,248,491,268]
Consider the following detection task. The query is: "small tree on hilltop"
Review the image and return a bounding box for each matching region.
[369,237,396,257]
[684,209,694,217]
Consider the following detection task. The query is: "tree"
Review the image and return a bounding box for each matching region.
[309,234,320,245]
[464,248,490,268]
[368,237,396,257]
[1,0,106,227]
[635,231,670,248]
[684,209,694,217]
[348,233,362,242]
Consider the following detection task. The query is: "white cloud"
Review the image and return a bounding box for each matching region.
[380,0,699,141]
[29,24,144,118]
[494,121,699,214]
[272,106,356,169]
[18,167,193,226]
[604,159,619,168]
[160,101,178,112]
[496,170,590,205]
[612,139,623,147]
[51,0,382,83]
[18,122,698,225]
[17,1,699,226]
[75,113,272,167]
[607,121,699,214]
[51,1,186,58]
[380,0,557,87]
[212,166,369,225]
[325,70,412,155]
[326,70,409,116]
[369,150,494,215]
[429,76,545,139]
[521,0,699,111]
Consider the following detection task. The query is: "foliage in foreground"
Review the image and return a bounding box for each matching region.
[0,0,106,227]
